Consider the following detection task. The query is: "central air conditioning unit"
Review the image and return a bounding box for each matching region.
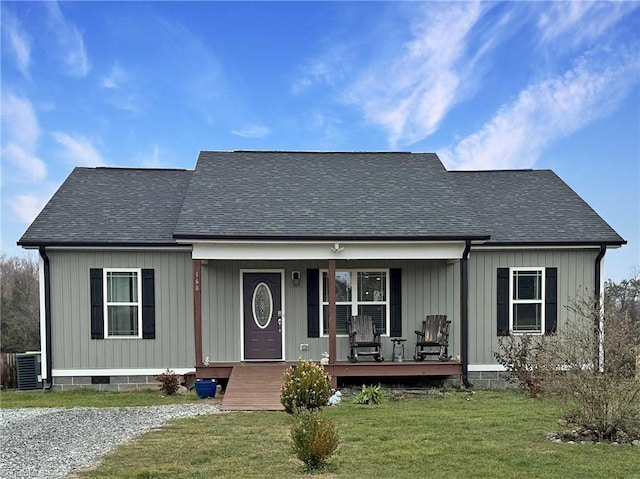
[17,352,42,390]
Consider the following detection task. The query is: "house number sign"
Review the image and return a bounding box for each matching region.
[194,271,200,292]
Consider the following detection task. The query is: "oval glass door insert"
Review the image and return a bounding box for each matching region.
[252,282,273,329]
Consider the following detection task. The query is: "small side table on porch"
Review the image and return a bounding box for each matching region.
[391,338,407,362]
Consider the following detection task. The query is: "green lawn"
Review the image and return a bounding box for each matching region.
[57,390,639,479]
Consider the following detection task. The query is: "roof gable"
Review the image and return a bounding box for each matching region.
[173,151,488,240]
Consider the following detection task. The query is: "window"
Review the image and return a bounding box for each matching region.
[104,268,142,338]
[321,270,389,336]
[510,267,545,334]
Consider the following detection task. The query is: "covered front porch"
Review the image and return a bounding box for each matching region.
[188,238,479,397]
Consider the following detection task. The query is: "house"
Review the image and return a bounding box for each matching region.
[18,151,625,390]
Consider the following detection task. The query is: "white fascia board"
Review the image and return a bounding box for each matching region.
[468,364,507,372]
[52,368,195,377]
[473,245,604,251]
[192,241,466,260]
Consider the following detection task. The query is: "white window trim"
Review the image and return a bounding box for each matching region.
[104,268,143,339]
[509,266,545,335]
[320,268,390,338]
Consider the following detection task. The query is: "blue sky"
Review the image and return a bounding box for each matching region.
[1,1,639,281]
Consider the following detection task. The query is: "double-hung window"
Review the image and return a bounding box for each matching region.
[510,267,545,334]
[320,269,389,336]
[104,268,142,338]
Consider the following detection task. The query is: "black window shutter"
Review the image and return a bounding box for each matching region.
[90,268,104,339]
[307,269,320,338]
[545,267,558,334]
[141,269,155,339]
[497,268,509,336]
[390,268,402,337]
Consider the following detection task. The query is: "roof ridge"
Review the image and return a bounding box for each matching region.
[228,150,417,154]
[93,166,189,172]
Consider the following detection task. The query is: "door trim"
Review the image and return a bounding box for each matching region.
[240,269,285,361]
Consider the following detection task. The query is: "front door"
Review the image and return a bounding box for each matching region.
[243,272,283,360]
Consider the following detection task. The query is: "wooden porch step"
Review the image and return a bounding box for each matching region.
[221,363,290,411]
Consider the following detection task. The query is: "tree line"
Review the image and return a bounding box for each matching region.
[1,254,40,352]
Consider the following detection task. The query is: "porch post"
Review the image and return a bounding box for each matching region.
[193,259,203,367]
[328,259,337,365]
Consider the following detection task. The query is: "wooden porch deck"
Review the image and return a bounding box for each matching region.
[198,360,462,410]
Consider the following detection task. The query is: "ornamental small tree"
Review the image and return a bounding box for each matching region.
[291,410,339,471]
[280,359,331,414]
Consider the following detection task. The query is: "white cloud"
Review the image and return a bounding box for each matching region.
[135,145,163,168]
[0,92,46,182]
[538,2,639,48]
[2,10,31,78]
[50,132,105,166]
[292,48,349,95]
[101,62,127,89]
[345,2,483,148]
[440,50,640,170]
[231,124,272,139]
[45,1,90,77]
[2,144,47,182]
[7,193,49,224]
[1,92,40,146]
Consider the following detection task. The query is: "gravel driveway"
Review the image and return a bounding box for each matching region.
[0,404,221,479]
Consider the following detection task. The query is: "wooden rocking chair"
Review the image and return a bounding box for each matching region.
[347,315,384,363]
[414,314,451,361]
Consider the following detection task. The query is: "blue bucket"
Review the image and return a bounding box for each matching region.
[194,379,217,399]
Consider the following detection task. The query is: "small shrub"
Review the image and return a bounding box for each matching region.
[494,334,547,397]
[291,410,339,471]
[353,384,385,405]
[154,369,180,396]
[389,389,406,401]
[281,359,331,414]
[541,295,640,442]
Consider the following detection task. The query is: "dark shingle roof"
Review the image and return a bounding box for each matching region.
[173,151,489,240]
[18,167,193,246]
[18,151,625,247]
[451,170,625,245]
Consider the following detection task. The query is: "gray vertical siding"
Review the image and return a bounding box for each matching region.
[49,250,194,370]
[48,248,597,371]
[201,259,460,363]
[467,248,598,365]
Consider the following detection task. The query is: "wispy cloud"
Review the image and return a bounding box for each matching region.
[440,49,640,170]
[1,9,31,78]
[231,123,272,139]
[6,192,51,224]
[135,145,163,168]
[292,46,350,95]
[101,62,127,89]
[344,2,484,148]
[45,1,90,77]
[0,92,46,182]
[99,61,141,112]
[50,132,105,166]
[537,2,639,48]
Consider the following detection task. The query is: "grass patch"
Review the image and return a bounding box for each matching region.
[0,388,210,408]
[76,390,639,478]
